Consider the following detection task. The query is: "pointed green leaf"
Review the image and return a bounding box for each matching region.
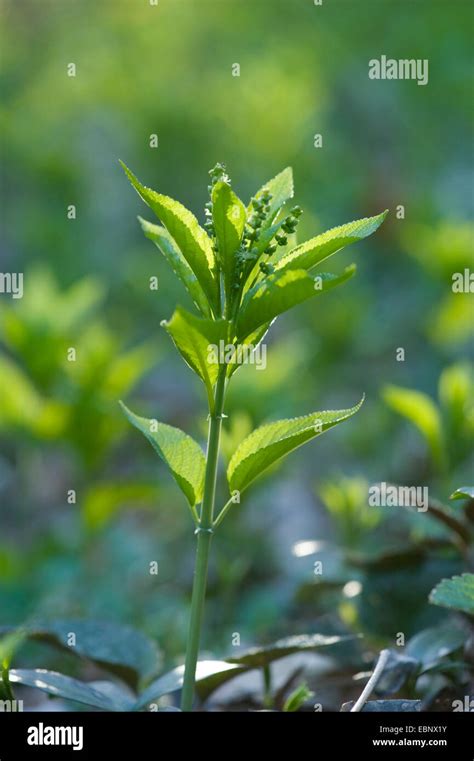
[276,210,388,273]
[382,385,446,470]
[236,265,356,340]
[9,669,133,711]
[139,217,210,316]
[429,574,474,615]
[162,307,229,405]
[212,181,246,298]
[450,486,474,501]
[250,167,294,226]
[120,162,218,309]
[283,682,314,712]
[227,399,364,493]
[120,402,205,506]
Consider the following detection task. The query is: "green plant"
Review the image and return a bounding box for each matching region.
[119,161,387,710]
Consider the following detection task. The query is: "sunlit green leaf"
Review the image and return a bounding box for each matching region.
[276,210,388,273]
[162,307,228,405]
[139,217,211,316]
[120,401,205,506]
[227,399,364,493]
[212,181,246,299]
[283,682,314,712]
[120,162,218,310]
[236,265,356,340]
[0,354,66,438]
[250,167,294,227]
[382,385,446,470]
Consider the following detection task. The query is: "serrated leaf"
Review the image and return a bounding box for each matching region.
[250,167,294,227]
[162,307,229,406]
[0,620,160,689]
[429,573,474,615]
[276,211,388,273]
[450,486,474,501]
[212,181,246,299]
[134,660,244,709]
[236,266,356,340]
[227,399,364,493]
[9,669,132,711]
[139,217,210,316]
[120,162,217,310]
[227,633,353,668]
[120,402,205,506]
[382,385,446,470]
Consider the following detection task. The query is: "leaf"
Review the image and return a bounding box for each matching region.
[139,217,210,316]
[227,399,364,493]
[450,486,474,501]
[406,622,466,667]
[283,682,314,712]
[382,385,446,470]
[0,354,66,438]
[120,401,205,507]
[83,482,159,531]
[0,620,160,689]
[212,181,246,298]
[429,573,474,615]
[276,211,388,273]
[227,633,354,669]
[162,307,229,405]
[250,167,294,227]
[120,162,217,309]
[9,669,132,711]
[236,265,356,340]
[134,660,244,709]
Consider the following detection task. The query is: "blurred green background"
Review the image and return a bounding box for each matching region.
[1,0,473,678]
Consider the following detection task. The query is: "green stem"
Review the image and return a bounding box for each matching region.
[180,367,227,711]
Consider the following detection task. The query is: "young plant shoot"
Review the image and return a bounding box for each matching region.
[120,161,387,711]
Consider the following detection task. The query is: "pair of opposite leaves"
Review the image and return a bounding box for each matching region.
[119,162,387,512]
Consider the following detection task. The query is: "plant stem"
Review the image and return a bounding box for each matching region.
[180,367,227,711]
[350,649,390,712]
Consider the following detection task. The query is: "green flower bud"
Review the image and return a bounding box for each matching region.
[264,243,277,255]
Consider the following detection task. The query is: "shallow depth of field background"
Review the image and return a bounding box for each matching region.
[1,0,473,681]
